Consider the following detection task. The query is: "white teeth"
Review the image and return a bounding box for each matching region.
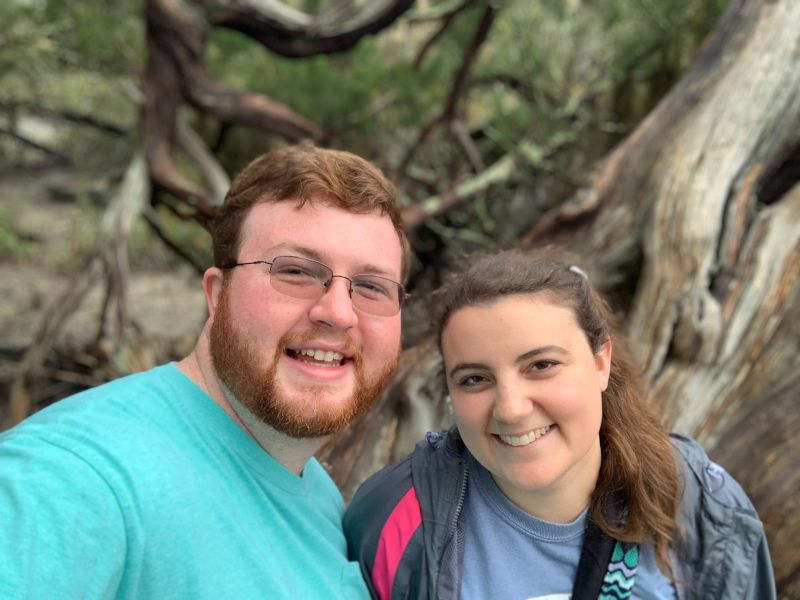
[295,349,344,365]
[498,426,551,447]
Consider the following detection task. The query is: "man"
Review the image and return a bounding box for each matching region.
[0,144,408,598]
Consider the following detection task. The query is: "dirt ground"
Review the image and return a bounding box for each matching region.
[0,166,207,393]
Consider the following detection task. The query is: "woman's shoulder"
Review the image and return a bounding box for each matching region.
[343,428,467,590]
[669,437,775,598]
[669,433,758,515]
[346,428,465,517]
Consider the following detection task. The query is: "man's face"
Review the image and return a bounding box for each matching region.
[208,200,403,438]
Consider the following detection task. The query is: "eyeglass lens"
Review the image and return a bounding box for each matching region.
[268,256,403,316]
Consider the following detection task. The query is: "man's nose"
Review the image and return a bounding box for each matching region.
[308,277,357,330]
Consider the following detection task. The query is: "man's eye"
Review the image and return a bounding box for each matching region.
[280,267,308,275]
[274,266,318,281]
[353,278,392,299]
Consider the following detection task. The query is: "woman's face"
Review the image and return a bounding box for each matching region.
[441,293,611,520]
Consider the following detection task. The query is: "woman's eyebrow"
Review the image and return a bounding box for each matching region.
[516,346,569,363]
[448,346,570,378]
[448,362,487,379]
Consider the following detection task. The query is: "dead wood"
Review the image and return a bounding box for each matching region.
[325,0,800,592]
[396,4,498,177]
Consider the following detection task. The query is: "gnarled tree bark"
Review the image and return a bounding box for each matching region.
[142,0,416,218]
[321,0,800,594]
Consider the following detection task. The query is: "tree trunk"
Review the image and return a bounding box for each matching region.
[320,0,800,594]
[142,0,416,213]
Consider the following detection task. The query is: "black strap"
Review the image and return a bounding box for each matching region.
[571,518,616,600]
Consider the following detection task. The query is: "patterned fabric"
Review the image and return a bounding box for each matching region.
[600,541,639,599]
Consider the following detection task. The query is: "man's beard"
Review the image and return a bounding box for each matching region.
[209,285,400,439]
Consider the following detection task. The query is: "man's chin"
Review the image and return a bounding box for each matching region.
[243,378,369,439]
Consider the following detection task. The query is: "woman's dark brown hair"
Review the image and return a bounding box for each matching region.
[434,247,679,576]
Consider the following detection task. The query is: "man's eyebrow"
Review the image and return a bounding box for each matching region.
[353,264,397,278]
[268,243,397,278]
[267,243,325,263]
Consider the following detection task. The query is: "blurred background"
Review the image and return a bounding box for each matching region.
[1,1,797,595]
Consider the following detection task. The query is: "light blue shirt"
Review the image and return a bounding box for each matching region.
[461,453,675,600]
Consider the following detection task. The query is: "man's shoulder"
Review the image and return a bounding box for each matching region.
[70,361,186,403]
[1,363,201,470]
[16,363,186,425]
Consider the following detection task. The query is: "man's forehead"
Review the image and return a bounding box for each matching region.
[239,201,403,275]
[241,199,391,228]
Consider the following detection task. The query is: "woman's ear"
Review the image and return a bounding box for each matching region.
[595,340,613,392]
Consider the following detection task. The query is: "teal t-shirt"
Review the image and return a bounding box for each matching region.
[0,363,369,599]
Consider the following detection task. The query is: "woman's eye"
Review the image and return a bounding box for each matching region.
[528,360,558,372]
[457,374,487,387]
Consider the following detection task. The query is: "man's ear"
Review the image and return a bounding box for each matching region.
[595,340,613,392]
[203,267,225,319]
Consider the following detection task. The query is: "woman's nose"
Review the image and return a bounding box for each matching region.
[492,380,532,424]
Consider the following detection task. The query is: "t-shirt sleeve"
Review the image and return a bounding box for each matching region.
[0,433,127,598]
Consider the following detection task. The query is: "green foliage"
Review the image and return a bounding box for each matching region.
[0,0,730,273]
[58,194,210,271]
[0,206,37,261]
[0,0,144,76]
[0,0,141,171]
[202,0,728,182]
[207,28,438,147]
[147,206,212,271]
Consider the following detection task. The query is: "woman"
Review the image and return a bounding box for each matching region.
[344,248,775,600]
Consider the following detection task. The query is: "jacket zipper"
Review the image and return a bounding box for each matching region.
[437,460,469,598]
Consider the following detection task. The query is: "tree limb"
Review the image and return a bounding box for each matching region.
[3,154,156,428]
[0,101,127,136]
[0,127,71,164]
[412,0,474,70]
[198,0,417,57]
[402,151,520,230]
[396,4,498,176]
[142,205,207,275]
[175,111,230,206]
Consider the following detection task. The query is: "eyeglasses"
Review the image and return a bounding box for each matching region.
[222,255,408,316]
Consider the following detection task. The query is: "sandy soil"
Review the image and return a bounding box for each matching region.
[0,166,207,357]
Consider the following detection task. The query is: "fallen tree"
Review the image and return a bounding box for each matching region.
[320,0,800,595]
[4,0,797,595]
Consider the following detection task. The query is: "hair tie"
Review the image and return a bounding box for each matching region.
[569,265,589,280]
